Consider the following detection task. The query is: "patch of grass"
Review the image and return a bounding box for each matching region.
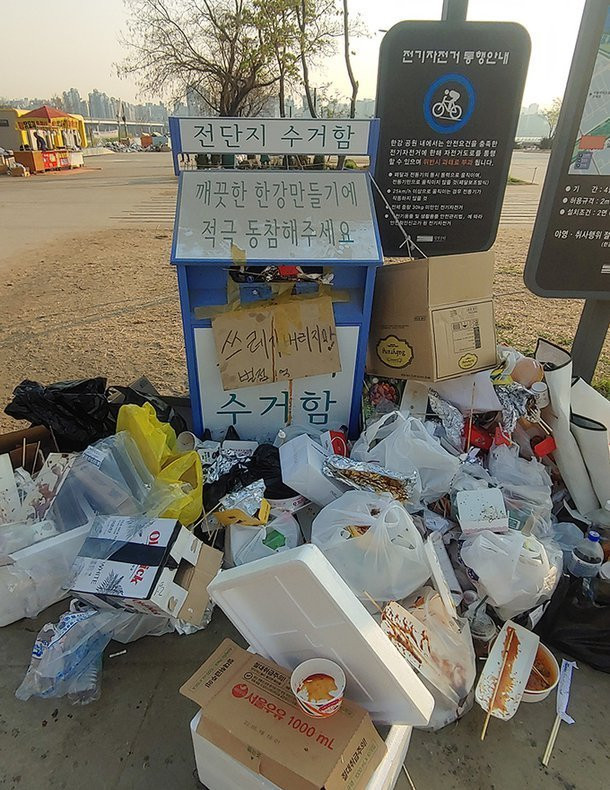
[593,378,610,399]
[507,175,532,185]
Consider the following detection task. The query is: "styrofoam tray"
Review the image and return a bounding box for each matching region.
[190,711,412,790]
[207,544,433,725]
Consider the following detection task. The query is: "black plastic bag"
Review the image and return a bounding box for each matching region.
[107,385,187,436]
[535,574,610,673]
[5,378,112,452]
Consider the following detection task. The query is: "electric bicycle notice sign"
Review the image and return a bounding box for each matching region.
[374,21,530,257]
[525,1,610,299]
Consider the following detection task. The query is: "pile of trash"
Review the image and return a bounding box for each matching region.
[1,342,609,767]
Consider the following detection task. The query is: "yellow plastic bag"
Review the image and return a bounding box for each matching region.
[156,451,203,526]
[116,402,176,476]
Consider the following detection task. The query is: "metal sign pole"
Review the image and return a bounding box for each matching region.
[441,0,468,22]
[571,300,610,381]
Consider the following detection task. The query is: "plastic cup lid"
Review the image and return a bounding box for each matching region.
[600,562,610,581]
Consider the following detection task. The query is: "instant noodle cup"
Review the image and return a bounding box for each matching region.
[290,659,346,718]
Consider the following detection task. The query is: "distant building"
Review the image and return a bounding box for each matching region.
[355,98,375,118]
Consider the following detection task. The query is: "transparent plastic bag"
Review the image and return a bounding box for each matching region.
[400,588,476,731]
[311,490,430,602]
[16,604,126,703]
[225,513,303,567]
[0,518,58,555]
[116,402,176,476]
[460,530,563,621]
[351,412,459,504]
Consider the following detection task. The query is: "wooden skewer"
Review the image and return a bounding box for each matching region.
[21,437,27,468]
[49,426,60,453]
[542,714,562,766]
[465,382,476,451]
[31,441,40,474]
[401,764,417,790]
[363,590,384,615]
[481,628,515,741]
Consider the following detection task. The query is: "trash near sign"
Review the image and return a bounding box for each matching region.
[194,326,358,441]
[374,21,530,256]
[176,117,371,155]
[174,170,380,263]
[211,296,341,390]
[526,1,610,298]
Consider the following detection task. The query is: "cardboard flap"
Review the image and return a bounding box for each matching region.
[176,543,223,625]
[180,638,250,707]
[427,252,494,306]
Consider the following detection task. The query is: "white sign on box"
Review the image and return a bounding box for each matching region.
[194,326,358,441]
[176,117,372,156]
[174,171,381,262]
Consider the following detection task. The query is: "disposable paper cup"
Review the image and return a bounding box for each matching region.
[290,659,346,719]
[522,643,559,703]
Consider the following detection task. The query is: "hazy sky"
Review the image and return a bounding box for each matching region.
[0,0,586,108]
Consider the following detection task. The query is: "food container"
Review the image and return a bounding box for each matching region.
[522,643,559,703]
[290,658,346,718]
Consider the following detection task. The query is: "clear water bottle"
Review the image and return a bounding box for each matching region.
[567,530,605,578]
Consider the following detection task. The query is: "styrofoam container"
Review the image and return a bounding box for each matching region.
[207,544,434,725]
[190,710,412,790]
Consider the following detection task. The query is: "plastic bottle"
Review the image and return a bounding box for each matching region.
[592,562,610,605]
[587,500,610,560]
[567,530,605,578]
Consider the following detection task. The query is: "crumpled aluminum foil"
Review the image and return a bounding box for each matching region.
[206,448,253,484]
[494,382,534,434]
[220,479,266,515]
[428,390,465,449]
[323,454,419,503]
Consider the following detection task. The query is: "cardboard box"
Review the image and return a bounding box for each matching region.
[71,516,223,624]
[181,639,386,790]
[367,252,497,382]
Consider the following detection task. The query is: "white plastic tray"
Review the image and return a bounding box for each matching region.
[207,544,433,725]
[190,711,411,790]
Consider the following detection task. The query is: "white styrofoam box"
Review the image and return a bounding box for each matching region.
[207,544,434,726]
[190,711,412,790]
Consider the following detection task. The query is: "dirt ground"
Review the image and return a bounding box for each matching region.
[0,225,608,432]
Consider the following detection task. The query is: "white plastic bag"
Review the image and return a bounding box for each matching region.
[351,412,459,504]
[460,530,563,621]
[389,588,476,731]
[311,491,430,602]
[487,444,553,537]
[225,513,303,567]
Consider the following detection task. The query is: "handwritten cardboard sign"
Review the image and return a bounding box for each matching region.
[212,297,341,390]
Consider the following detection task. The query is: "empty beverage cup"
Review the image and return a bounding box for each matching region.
[291,659,346,718]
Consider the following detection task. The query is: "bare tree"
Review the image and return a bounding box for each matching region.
[541,97,562,139]
[295,0,343,118]
[342,0,358,119]
[118,0,279,116]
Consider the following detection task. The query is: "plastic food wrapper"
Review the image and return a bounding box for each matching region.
[4,378,113,452]
[224,512,303,567]
[311,491,430,602]
[461,530,563,621]
[323,454,419,503]
[382,588,476,731]
[351,412,459,505]
[428,391,465,449]
[16,603,127,704]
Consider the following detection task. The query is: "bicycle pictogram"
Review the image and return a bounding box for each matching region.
[432,89,463,120]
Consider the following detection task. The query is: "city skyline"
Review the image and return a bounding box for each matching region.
[0,1,587,115]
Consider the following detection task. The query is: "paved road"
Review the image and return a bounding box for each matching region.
[0,149,551,270]
[0,153,176,269]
